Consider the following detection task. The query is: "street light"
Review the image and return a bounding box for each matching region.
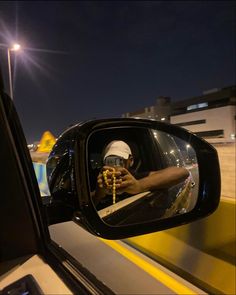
[186,144,190,161]
[7,43,21,99]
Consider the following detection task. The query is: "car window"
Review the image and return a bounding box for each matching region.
[87,127,164,188]
[152,130,186,167]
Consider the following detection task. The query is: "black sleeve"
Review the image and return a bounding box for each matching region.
[133,171,150,180]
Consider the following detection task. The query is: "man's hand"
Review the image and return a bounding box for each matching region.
[116,167,142,195]
[94,166,123,202]
[94,166,142,203]
[97,166,122,190]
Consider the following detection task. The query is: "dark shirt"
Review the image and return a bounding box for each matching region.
[130,169,149,180]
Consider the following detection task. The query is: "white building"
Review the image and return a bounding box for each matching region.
[122,85,236,143]
[171,86,236,143]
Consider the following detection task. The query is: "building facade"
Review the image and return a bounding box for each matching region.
[122,96,172,122]
[171,86,236,143]
[122,85,236,143]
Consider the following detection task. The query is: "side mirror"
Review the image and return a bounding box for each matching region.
[46,119,220,239]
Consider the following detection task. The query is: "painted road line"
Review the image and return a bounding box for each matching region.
[100,239,197,295]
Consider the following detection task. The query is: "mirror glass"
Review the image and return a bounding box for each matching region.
[87,127,199,226]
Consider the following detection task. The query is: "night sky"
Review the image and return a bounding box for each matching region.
[0,1,235,143]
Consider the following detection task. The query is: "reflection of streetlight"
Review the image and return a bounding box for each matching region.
[7,43,21,99]
[186,144,190,160]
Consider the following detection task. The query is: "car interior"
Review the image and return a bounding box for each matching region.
[87,126,165,193]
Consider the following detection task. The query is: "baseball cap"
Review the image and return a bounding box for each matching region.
[103,140,132,160]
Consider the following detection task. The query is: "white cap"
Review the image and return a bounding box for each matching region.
[103,140,132,160]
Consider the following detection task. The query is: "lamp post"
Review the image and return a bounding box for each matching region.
[7,43,21,99]
[186,144,190,161]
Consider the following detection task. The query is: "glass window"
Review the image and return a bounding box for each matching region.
[187,102,208,111]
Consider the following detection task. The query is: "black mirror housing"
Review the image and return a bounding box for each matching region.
[47,118,221,239]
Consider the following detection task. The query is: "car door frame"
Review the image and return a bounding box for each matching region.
[0,71,115,294]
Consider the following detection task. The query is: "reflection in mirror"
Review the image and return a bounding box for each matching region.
[88,127,199,226]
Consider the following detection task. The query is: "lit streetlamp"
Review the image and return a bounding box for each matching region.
[186,144,190,161]
[7,43,21,99]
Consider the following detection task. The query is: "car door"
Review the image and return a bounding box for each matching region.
[0,74,115,294]
[0,88,207,295]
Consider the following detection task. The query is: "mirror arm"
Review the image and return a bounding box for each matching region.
[42,195,74,225]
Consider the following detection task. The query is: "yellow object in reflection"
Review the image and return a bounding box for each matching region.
[37,131,56,153]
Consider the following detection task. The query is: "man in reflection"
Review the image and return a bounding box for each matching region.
[94,140,189,208]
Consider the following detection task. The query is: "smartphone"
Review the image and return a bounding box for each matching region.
[104,156,125,167]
